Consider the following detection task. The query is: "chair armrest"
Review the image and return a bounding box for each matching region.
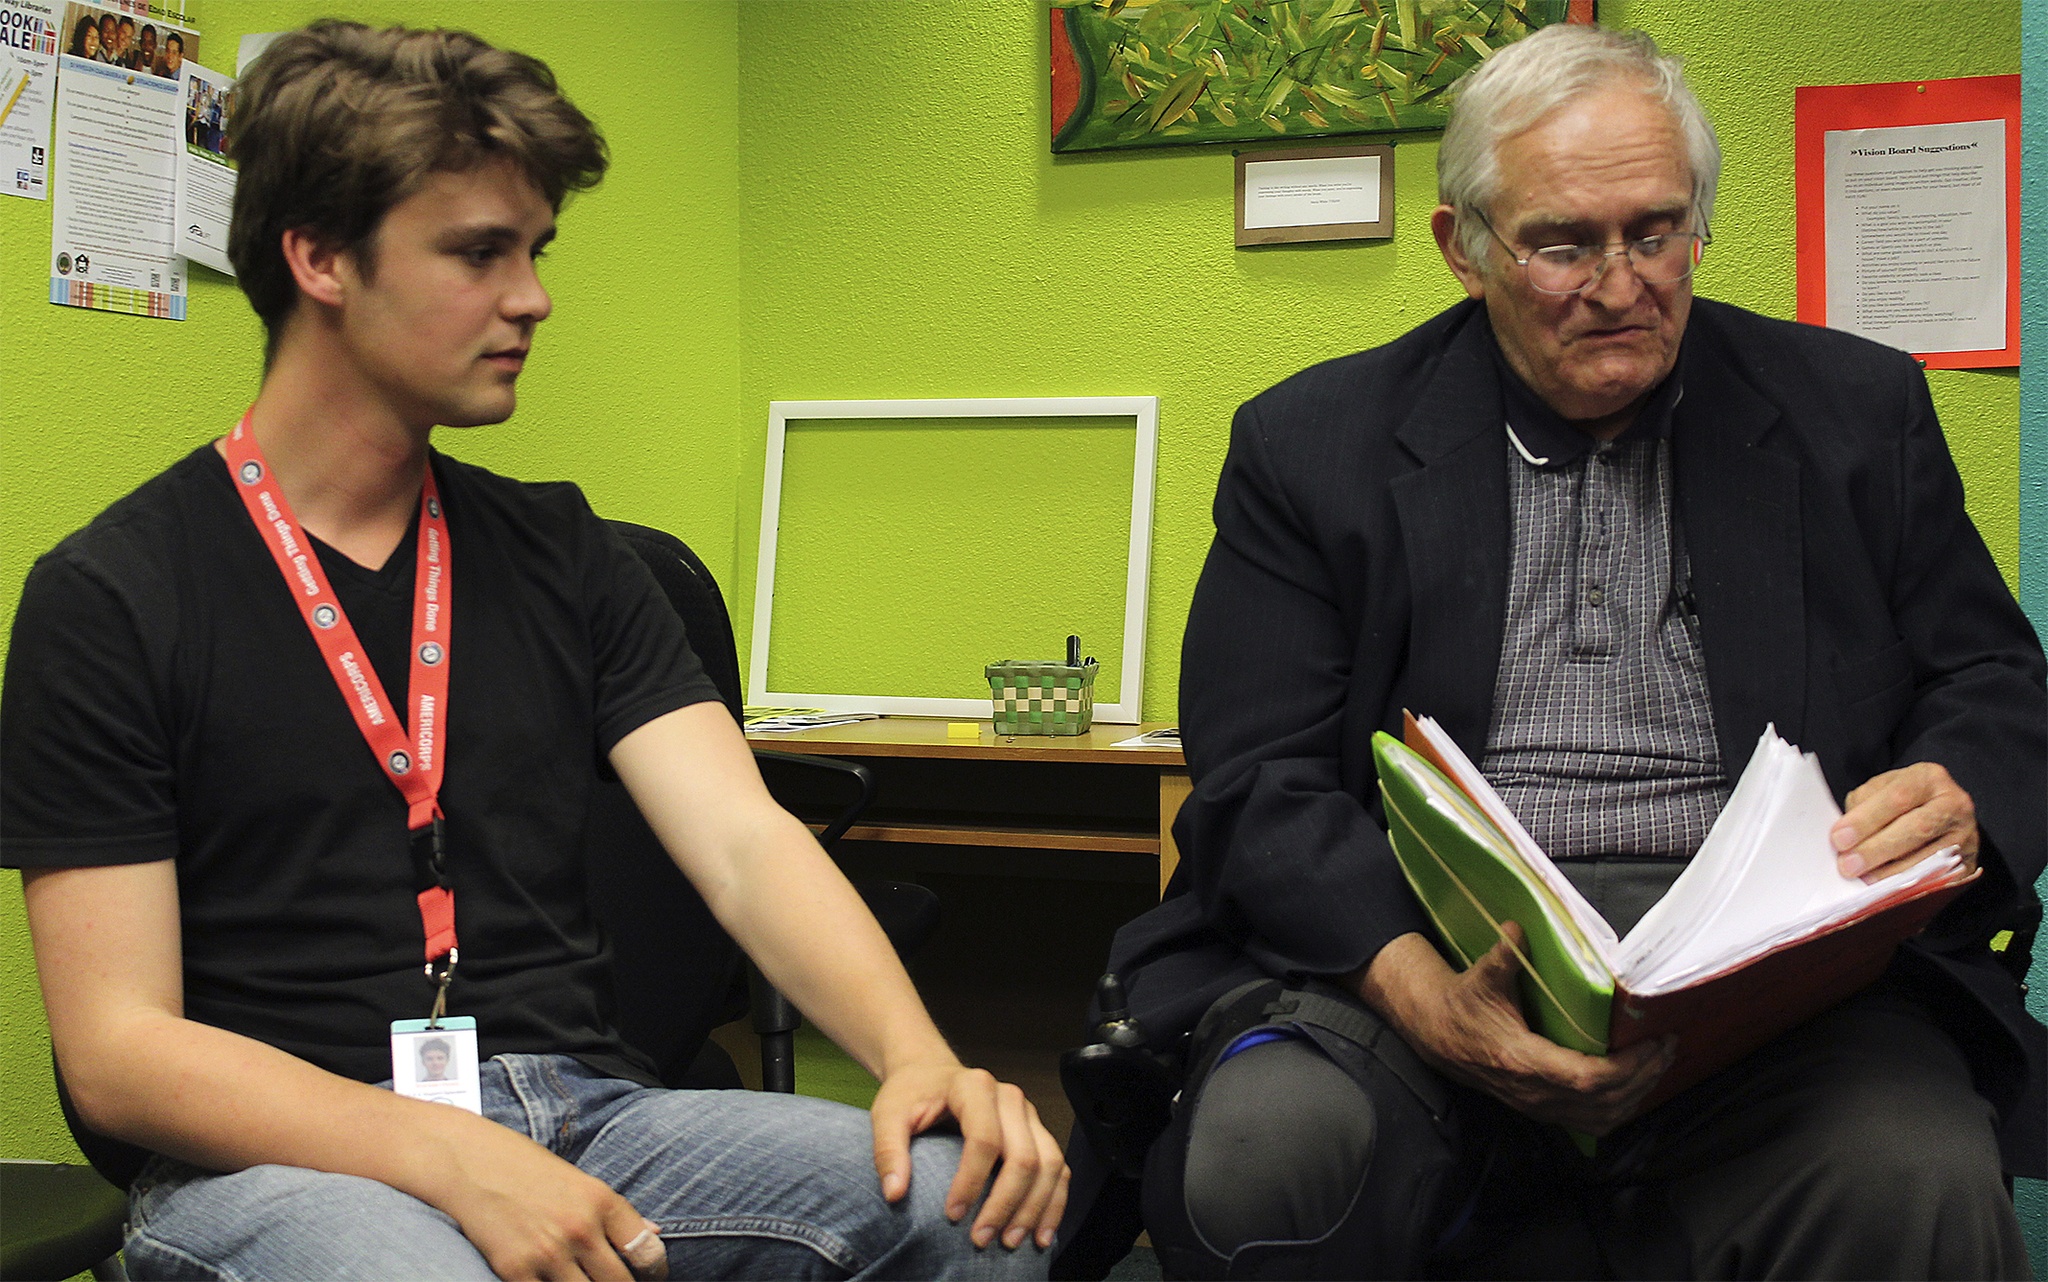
[751,750,877,850]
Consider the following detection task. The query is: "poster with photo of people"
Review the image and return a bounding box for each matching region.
[58,0,194,81]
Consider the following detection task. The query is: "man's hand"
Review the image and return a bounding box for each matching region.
[1831,761,1978,883]
[870,1059,1068,1251]
[411,1114,667,1269]
[1355,928,1673,1136]
[428,1120,668,1281]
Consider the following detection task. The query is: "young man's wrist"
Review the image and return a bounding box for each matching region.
[876,1025,962,1080]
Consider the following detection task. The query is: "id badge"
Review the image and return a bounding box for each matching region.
[391,1017,482,1114]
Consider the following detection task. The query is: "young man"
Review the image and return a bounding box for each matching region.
[2,22,1063,1281]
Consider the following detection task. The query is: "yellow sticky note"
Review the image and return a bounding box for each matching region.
[947,722,981,739]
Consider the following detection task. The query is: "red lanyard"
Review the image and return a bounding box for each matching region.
[222,412,457,980]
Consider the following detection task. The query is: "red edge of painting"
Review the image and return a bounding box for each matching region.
[1051,8,1080,140]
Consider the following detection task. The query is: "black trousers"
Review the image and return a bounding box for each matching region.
[1144,984,2031,1281]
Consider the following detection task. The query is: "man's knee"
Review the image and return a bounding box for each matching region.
[1146,1033,1459,1279]
[1781,1001,2011,1225]
[1181,1038,1376,1250]
[598,1090,1046,1279]
[1780,1077,2020,1271]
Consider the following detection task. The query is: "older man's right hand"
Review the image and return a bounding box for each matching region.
[1353,926,1675,1136]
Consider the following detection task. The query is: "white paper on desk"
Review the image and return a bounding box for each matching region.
[1242,153,1379,229]
[1111,728,1181,748]
[0,0,59,200]
[1823,118,2005,356]
[171,59,232,274]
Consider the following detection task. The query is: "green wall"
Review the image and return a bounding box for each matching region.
[1,0,2038,1260]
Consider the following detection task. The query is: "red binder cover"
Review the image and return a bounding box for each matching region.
[1610,875,1965,1110]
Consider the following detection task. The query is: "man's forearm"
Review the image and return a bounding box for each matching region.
[692,806,957,1079]
[59,1002,514,1201]
[610,705,960,1081]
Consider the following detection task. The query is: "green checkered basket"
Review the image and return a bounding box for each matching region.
[986,659,1098,736]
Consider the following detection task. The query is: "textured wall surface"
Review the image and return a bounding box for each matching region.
[767,415,1140,705]
[0,0,740,1161]
[733,2,1468,717]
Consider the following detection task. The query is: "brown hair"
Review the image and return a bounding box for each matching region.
[228,21,607,360]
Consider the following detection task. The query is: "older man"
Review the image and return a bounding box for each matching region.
[1073,23,2044,1281]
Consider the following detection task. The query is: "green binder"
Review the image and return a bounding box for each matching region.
[1372,730,1614,1057]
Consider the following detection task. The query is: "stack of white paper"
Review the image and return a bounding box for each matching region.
[1406,718,1962,997]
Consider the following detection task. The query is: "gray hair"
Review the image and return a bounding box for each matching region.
[1437,24,1720,267]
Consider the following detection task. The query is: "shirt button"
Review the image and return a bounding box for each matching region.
[1587,586,1606,606]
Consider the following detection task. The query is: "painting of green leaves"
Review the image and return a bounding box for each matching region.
[1051,0,1575,153]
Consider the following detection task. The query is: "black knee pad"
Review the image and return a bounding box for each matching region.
[1182,1037,1376,1252]
[1142,982,1466,1280]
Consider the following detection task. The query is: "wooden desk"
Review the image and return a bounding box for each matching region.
[748,719,1189,896]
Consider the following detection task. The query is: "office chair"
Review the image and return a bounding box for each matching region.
[0,1160,127,1281]
[588,520,940,1094]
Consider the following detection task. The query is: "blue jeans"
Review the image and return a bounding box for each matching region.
[123,1054,1049,1280]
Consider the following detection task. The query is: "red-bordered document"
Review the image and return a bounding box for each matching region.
[1795,75,2019,370]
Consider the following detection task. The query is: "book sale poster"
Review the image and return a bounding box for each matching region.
[0,0,58,200]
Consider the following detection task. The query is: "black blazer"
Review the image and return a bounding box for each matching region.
[1109,298,2047,1171]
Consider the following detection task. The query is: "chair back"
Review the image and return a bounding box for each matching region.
[605,522,744,721]
[581,522,751,1084]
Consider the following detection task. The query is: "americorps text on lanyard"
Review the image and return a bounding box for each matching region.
[220,411,459,1020]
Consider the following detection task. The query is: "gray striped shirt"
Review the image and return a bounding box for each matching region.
[1479,367,1729,860]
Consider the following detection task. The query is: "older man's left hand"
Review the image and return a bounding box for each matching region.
[1829,761,1978,883]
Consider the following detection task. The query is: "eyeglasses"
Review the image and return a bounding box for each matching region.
[1474,211,1710,296]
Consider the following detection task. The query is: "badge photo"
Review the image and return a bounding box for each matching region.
[390,1017,482,1114]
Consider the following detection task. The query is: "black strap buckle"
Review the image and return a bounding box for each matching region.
[409,814,448,891]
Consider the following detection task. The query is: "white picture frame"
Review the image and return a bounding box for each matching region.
[749,396,1159,723]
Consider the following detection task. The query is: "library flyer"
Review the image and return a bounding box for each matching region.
[0,0,59,200]
[49,1,202,318]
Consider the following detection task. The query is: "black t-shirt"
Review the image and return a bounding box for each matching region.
[1,444,721,1084]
